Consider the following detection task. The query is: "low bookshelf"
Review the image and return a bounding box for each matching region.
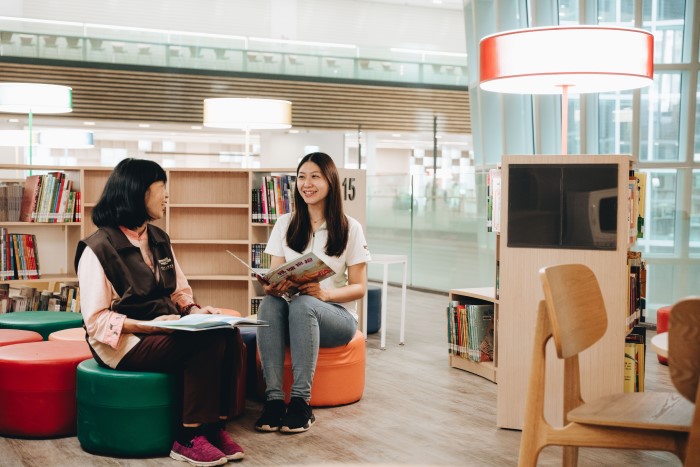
[448,286,497,383]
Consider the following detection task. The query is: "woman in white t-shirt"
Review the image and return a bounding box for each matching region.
[255,152,371,434]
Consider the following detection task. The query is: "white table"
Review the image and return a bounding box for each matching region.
[651,332,668,359]
[362,254,408,350]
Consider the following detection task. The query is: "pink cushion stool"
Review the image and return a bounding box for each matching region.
[0,340,92,437]
[48,327,86,342]
[0,329,43,347]
[656,305,672,365]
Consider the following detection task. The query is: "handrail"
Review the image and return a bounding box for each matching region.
[0,16,468,87]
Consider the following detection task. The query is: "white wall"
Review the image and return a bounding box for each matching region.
[260,130,344,168]
[8,0,466,54]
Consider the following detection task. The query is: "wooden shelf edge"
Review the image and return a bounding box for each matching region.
[449,355,497,383]
[449,287,497,303]
[186,275,250,281]
[169,204,248,209]
[170,240,248,245]
[0,222,81,227]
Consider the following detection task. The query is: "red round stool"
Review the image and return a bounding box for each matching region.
[0,340,93,437]
[48,327,86,342]
[656,305,672,365]
[257,330,366,407]
[0,329,43,347]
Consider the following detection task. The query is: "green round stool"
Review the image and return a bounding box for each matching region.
[76,359,178,457]
[0,311,84,340]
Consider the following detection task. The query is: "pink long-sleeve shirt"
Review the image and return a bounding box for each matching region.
[77,226,195,368]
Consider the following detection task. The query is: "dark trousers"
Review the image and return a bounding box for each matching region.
[117,328,244,425]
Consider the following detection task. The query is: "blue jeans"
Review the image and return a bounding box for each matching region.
[257,294,357,401]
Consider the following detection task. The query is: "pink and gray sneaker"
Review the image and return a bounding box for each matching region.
[208,428,245,460]
[170,435,228,466]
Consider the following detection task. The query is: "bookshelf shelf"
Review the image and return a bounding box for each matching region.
[448,287,498,383]
[0,222,81,227]
[170,239,249,245]
[169,204,248,209]
[449,356,497,381]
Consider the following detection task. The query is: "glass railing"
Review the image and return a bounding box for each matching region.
[365,173,495,292]
[0,16,468,87]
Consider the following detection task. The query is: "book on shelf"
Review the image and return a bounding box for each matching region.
[141,313,267,332]
[626,326,646,392]
[0,281,81,313]
[1,232,40,280]
[488,168,502,233]
[1,182,23,222]
[19,175,42,222]
[252,174,296,224]
[226,249,335,295]
[17,173,80,223]
[623,341,638,393]
[467,304,494,362]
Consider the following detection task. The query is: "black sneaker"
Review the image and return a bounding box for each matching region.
[255,399,286,432]
[280,397,315,433]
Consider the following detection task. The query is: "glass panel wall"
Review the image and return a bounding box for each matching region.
[639,72,683,162]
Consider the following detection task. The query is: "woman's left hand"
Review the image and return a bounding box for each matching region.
[190,305,220,315]
[298,282,330,302]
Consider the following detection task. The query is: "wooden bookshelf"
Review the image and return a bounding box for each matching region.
[496,155,633,430]
[1,164,366,319]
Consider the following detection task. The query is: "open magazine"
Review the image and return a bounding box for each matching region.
[226,249,335,295]
[141,314,267,332]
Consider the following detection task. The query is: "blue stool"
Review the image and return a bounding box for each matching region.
[239,327,263,400]
[367,284,382,334]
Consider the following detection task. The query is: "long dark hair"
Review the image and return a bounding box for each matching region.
[287,152,348,257]
[92,158,167,229]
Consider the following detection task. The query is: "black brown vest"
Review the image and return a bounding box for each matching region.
[74,225,179,320]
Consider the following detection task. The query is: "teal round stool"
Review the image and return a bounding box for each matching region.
[76,359,178,457]
[0,311,84,340]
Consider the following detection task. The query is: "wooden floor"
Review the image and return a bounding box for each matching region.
[0,285,683,466]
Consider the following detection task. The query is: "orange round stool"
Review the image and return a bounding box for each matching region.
[0,329,43,347]
[656,305,672,365]
[257,330,366,407]
[48,327,86,342]
[0,340,93,437]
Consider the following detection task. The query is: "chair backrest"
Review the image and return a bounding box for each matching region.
[539,264,608,359]
[669,297,700,403]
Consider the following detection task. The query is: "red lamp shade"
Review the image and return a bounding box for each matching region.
[479,26,654,95]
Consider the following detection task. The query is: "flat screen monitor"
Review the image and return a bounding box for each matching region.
[507,164,618,250]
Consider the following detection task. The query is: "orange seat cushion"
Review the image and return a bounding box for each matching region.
[0,329,43,347]
[257,330,366,407]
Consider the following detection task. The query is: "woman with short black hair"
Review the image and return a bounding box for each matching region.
[75,158,245,466]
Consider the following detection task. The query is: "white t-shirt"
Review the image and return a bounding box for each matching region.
[265,213,371,321]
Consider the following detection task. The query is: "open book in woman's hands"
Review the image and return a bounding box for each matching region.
[226,250,335,295]
[141,314,267,332]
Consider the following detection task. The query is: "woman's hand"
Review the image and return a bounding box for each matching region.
[298,282,330,301]
[263,278,294,298]
[189,305,220,315]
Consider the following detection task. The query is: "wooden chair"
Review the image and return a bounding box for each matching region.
[518,264,697,466]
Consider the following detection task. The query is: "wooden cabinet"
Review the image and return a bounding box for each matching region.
[496,155,632,430]
[1,164,366,318]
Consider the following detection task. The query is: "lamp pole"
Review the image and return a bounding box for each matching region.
[28,109,34,175]
[559,84,570,155]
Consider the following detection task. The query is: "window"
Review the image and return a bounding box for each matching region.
[639,72,683,161]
